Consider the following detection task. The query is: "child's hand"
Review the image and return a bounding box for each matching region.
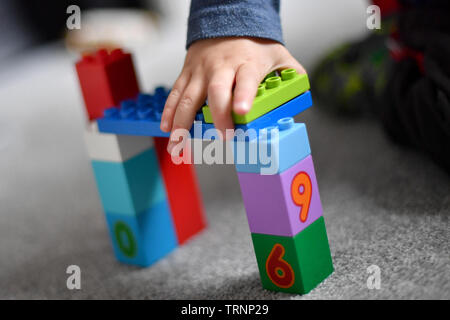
[160,37,305,152]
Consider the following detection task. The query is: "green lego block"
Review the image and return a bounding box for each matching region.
[202,69,310,124]
[251,217,333,294]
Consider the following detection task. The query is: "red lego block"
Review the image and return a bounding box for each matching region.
[75,49,140,120]
[154,137,207,245]
[372,0,399,17]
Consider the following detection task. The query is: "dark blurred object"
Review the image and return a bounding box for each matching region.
[311,0,450,173]
[0,0,156,62]
[15,0,151,44]
[0,1,33,61]
[372,0,399,17]
[311,32,391,116]
[380,3,450,173]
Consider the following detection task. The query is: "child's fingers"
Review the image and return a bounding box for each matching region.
[167,76,206,153]
[207,69,235,139]
[233,64,267,115]
[160,71,191,132]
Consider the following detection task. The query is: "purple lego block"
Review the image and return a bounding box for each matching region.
[237,155,323,237]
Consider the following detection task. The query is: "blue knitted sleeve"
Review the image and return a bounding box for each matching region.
[186,0,283,48]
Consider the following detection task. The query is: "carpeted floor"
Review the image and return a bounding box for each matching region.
[0,1,449,296]
[0,63,448,298]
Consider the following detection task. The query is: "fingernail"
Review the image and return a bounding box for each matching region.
[160,120,168,132]
[235,101,250,114]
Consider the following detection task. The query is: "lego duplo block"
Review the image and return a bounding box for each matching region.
[97,90,312,139]
[233,117,311,174]
[251,217,334,294]
[237,155,322,237]
[197,91,313,140]
[97,89,171,137]
[76,49,140,120]
[239,90,312,134]
[202,70,310,124]
[91,148,166,215]
[154,138,207,245]
[84,122,154,162]
[105,199,177,267]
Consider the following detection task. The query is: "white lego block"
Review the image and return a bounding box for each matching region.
[84,122,154,162]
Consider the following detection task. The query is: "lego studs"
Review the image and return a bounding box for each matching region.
[266,76,282,89]
[263,69,297,90]
[260,117,295,140]
[256,84,266,97]
[278,117,294,131]
[255,69,298,98]
[103,107,120,119]
[257,118,294,145]
[102,87,169,122]
[109,48,125,60]
[281,69,296,81]
[96,49,109,62]
[203,68,309,124]
[80,48,126,64]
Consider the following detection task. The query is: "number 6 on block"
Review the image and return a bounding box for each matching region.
[266,243,295,288]
[291,171,312,223]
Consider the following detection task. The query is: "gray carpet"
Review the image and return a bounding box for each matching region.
[0,85,449,299]
[0,8,448,296]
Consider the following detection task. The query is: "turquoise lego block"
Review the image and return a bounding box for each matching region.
[233,117,311,174]
[91,148,167,215]
[104,200,177,267]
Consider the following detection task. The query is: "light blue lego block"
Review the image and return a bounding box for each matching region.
[233,117,311,174]
[91,148,167,215]
[194,91,312,140]
[104,200,177,267]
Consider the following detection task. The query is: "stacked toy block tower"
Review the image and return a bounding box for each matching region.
[203,70,334,294]
[76,49,206,266]
[75,48,332,294]
[234,118,333,294]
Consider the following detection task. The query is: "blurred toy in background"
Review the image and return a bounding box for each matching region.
[64,7,159,53]
[311,0,450,173]
[0,0,160,61]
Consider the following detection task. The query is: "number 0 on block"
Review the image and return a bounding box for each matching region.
[114,221,137,258]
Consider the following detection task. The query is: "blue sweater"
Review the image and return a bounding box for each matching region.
[187,0,283,48]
